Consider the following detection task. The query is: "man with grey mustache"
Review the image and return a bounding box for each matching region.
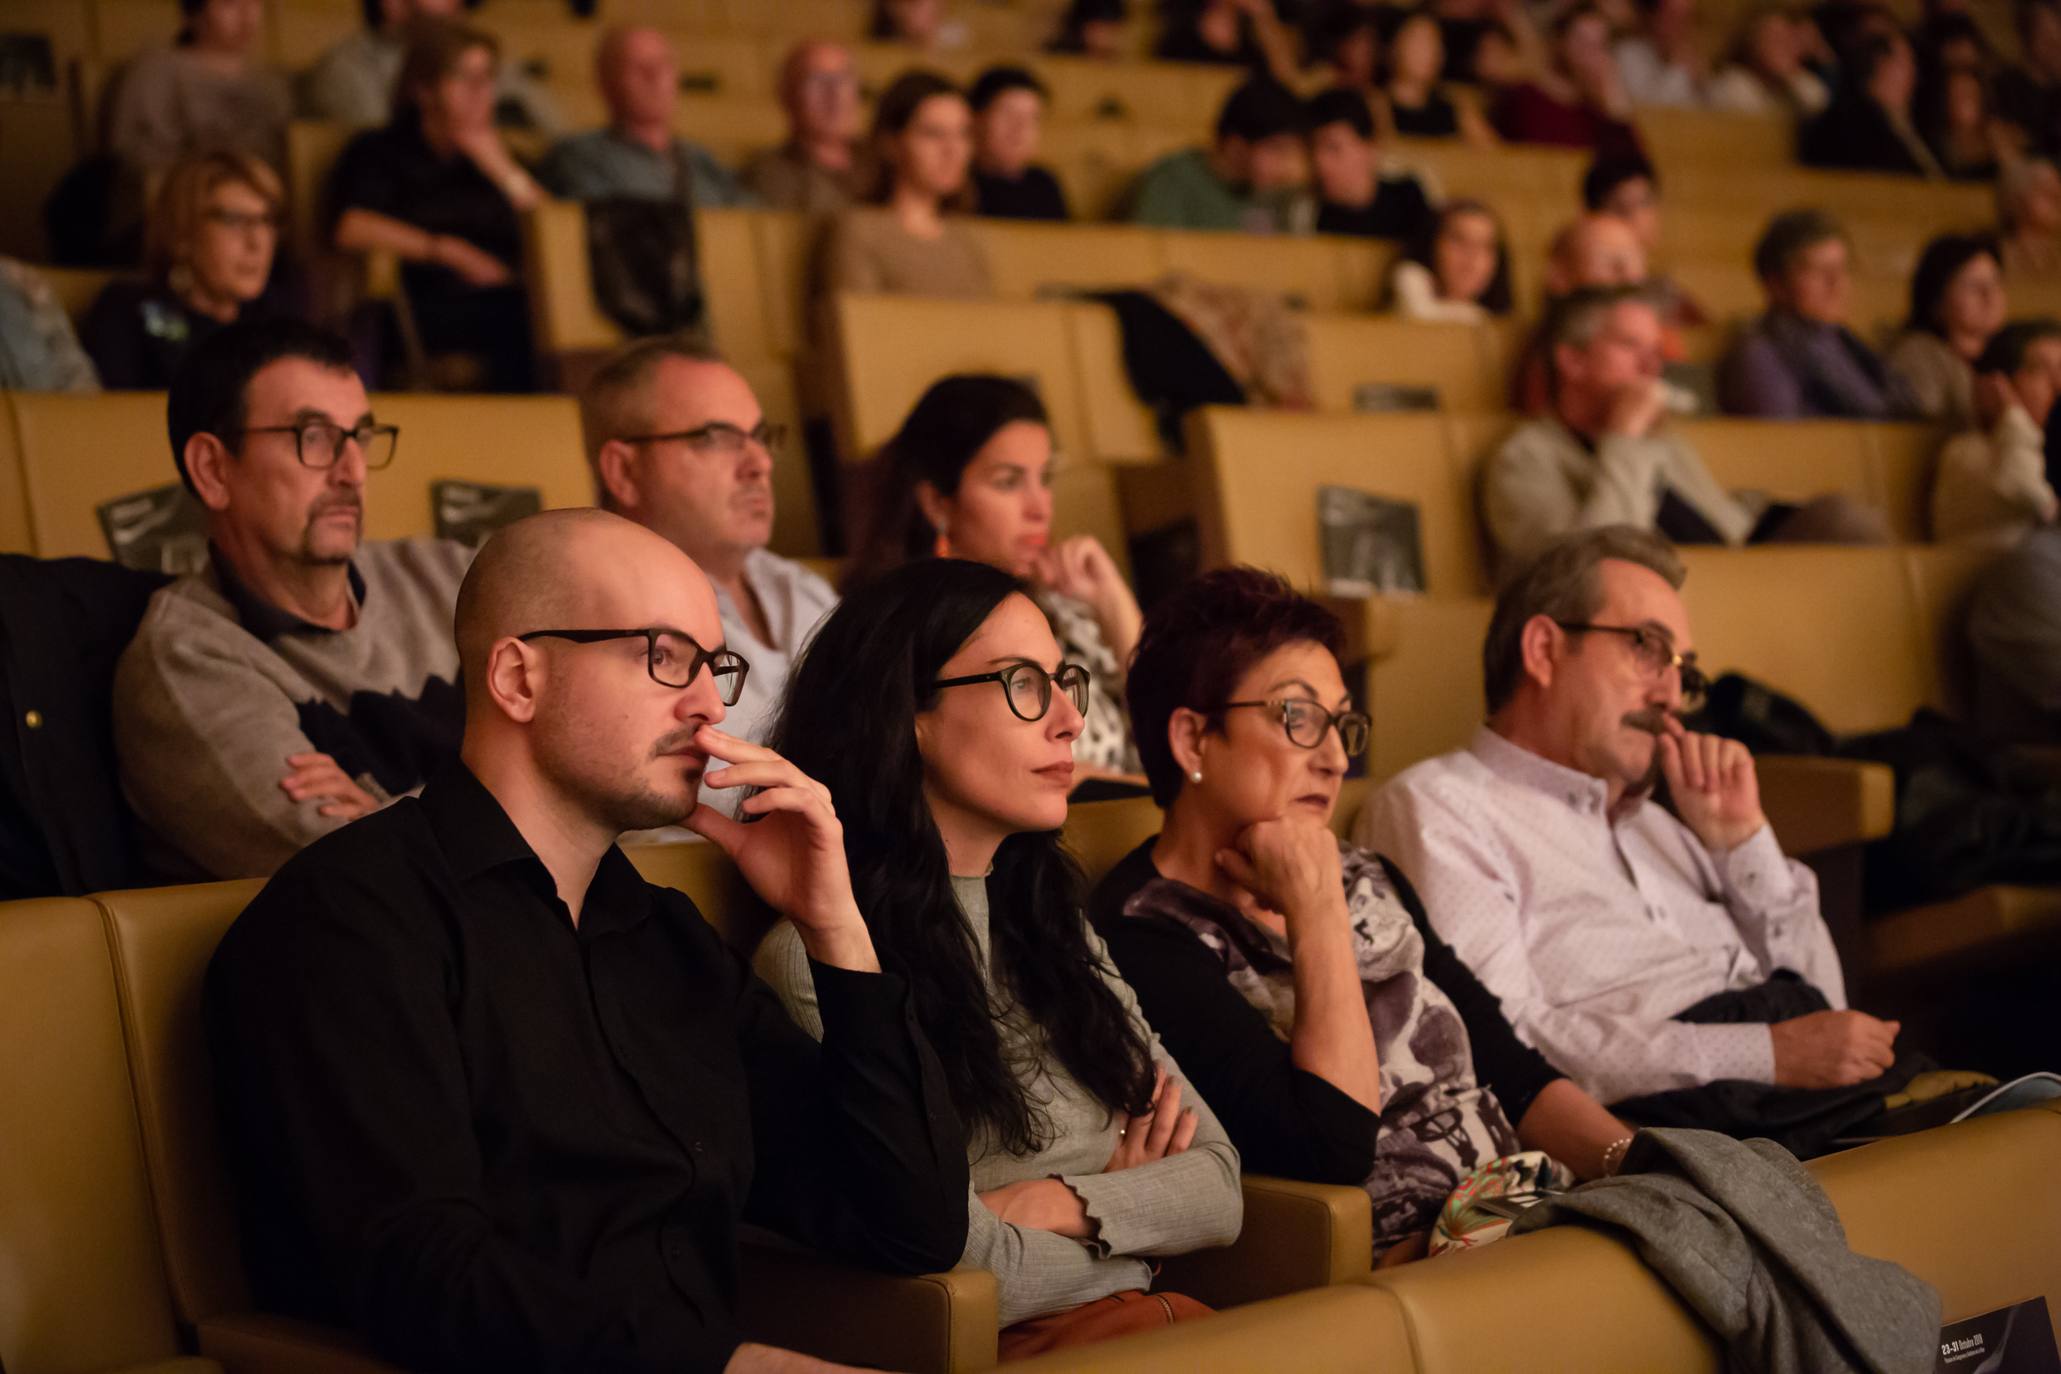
[1358,526,1909,1156]
[114,319,471,879]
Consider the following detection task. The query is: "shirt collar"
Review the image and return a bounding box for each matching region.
[418,760,656,936]
[208,543,365,640]
[1468,725,1617,818]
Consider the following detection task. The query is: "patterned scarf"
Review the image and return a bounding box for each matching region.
[1120,843,1519,1248]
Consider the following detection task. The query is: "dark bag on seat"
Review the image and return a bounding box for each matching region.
[584,197,704,339]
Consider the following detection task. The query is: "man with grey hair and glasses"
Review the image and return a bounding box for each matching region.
[1358,526,1917,1156]
[579,336,835,812]
[114,318,471,880]
[1484,284,1888,578]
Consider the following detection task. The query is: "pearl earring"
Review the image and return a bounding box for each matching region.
[1188,770,1203,784]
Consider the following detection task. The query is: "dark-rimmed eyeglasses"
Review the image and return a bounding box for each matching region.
[1217,699,1370,757]
[230,420,398,471]
[620,421,788,458]
[1555,621,1709,711]
[203,207,281,233]
[932,662,1090,722]
[516,628,749,704]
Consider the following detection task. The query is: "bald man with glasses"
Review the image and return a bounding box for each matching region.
[113,318,473,879]
[580,337,837,813]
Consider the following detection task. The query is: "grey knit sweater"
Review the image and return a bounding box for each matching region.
[755,874,1243,1324]
[113,538,471,880]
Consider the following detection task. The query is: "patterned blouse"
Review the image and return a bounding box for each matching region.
[1040,592,1141,775]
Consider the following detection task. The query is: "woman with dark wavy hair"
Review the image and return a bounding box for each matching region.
[848,374,1145,778]
[1885,233,2007,427]
[1090,567,1635,1261]
[753,559,1238,1356]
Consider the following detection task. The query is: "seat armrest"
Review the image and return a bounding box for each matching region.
[737,1235,999,1374]
[195,1313,402,1374]
[1153,1174,1373,1309]
[1755,755,1895,855]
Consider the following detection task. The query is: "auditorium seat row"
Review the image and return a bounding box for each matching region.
[7,797,2061,1374]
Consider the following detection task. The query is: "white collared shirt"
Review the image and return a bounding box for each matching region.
[1356,727,1845,1103]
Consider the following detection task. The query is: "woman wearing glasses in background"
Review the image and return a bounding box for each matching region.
[754,559,1239,1359]
[84,151,297,391]
[1088,567,1637,1264]
[848,374,1147,784]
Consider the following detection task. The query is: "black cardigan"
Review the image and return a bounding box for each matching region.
[1088,838,1563,1187]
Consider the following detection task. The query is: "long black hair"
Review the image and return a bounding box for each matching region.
[767,558,1156,1156]
[1905,231,2000,337]
[845,374,1050,590]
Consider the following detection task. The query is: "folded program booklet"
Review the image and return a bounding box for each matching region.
[1834,1072,2061,1147]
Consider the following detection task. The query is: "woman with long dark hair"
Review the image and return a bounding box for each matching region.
[848,375,1144,777]
[1090,567,1636,1259]
[815,70,993,300]
[1885,233,2007,427]
[1384,199,1514,322]
[753,560,1239,1356]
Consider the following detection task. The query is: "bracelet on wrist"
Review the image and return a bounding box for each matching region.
[1601,1134,1636,1177]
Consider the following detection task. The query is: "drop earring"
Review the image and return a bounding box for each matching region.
[933,523,952,558]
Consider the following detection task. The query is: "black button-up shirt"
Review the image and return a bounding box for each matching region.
[206,763,967,1372]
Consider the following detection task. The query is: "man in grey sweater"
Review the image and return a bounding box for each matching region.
[113,319,471,879]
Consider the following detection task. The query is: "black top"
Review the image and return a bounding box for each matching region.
[205,763,968,1374]
[80,279,283,390]
[1315,176,1436,243]
[972,164,1071,221]
[1799,96,1935,176]
[328,121,525,299]
[1087,839,1562,1187]
[1388,92,1462,139]
[1437,16,1489,82]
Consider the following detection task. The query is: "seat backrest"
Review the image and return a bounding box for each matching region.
[697,206,773,362]
[1156,231,1353,312]
[975,219,1164,302]
[1062,795,1164,886]
[1360,1225,1721,1373]
[1304,317,1494,414]
[284,120,363,257]
[1679,545,1931,735]
[828,293,1089,464]
[1636,106,1792,170]
[1065,301,1164,465]
[0,392,30,555]
[368,393,591,541]
[1190,408,1484,597]
[622,841,770,951]
[522,200,625,358]
[0,895,190,1373]
[1366,596,1494,780]
[1680,417,1877,513]
[12,389,169,560]
[1904,541,2002,718]
[1866,422,1945,543]
[97,879,268,1328]
[751,209,813,362]
[33,265,119,327]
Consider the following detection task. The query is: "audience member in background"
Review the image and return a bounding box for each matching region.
[1801,32,1941,175]
[850,375,1144,778]
[1125,76,1308,232]
[113,319,470,880]
[968,66,1071,221]
[1313,10,1382,98]
[1511,211,1663,414]
[329,22,543,392]
[300,0,561,132]
[579,338,835,808]
[1614,0,1710,108]
[1885,233,2008,427]
[1491,7,1643,156]
[1303,88,1435,243]
[1486,288,1887,574]
[745,42,866,217]
[536,26,753,212]
[1156,0,1299,84]
[756,560,1236,1351]
[1091,568,1639,1260]
[1379,10,1498,144]
[207,508,967,1374]
[1917,61,2009,180]
[815,71,991,299]
[1048,0,1131,58]
[1722,208,1913,418]
[1707,7,1830,117]
[1997,0,2061,155]
[1581,154,1708,327]
[1999,157,2061,278]
[1968,524,2061,741]
[0,260,99,391]
[83,152,292,391]
[1932,318,2061,544]
[1385,198,1514,322]
[1361,527,1915,1159]
[1430,0,1542,85]
[105,0,289,177]
[871,0,971,52]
